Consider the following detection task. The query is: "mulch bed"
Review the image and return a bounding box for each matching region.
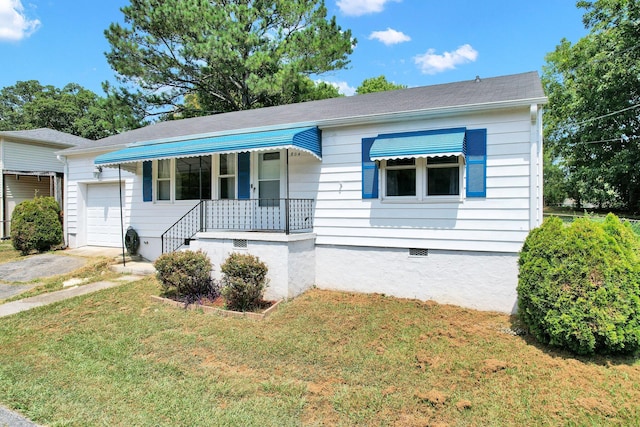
[150,295,282,320]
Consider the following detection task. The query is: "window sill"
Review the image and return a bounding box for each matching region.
[380,196,463,204]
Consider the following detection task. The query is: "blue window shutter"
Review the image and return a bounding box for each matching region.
[466,129,487,198]
[142,160,152,202]
[237,152,251,199]
[362,137,379,199]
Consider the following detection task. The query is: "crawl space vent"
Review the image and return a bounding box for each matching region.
[233,239,248,249]
[409,248,429,257]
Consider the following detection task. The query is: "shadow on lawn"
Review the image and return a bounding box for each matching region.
[508,314,640,367]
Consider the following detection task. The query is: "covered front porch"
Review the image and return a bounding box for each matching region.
[92,125,322,256]
[160,197,315,253]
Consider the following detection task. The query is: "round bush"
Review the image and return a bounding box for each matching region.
[10,196,63,255]
[220,253,269,312]
[518,214,640,355]
[154,250,217,302]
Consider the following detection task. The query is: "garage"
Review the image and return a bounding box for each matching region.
[86,183,123,247]
[3,174,54,237]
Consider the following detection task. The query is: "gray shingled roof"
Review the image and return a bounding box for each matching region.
[63,71,546,154]
[0,128,93,147]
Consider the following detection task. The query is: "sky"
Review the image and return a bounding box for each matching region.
[0,0,589,97]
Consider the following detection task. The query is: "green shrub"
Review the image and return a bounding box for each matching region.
[10,196,63,255]
[154,250,219,304]
[518,214,640,355]
[220,253,269,312]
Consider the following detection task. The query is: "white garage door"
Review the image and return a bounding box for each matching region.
[86,183,123,247]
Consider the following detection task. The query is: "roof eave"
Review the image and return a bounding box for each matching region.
[316,97,549,129]
[59,95,548,157]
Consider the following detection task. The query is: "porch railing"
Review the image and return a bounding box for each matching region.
[161,198,314,253]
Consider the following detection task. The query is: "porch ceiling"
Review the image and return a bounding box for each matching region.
[94,126,321,166]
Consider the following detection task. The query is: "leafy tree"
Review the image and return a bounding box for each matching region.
[355,75,407,95]
[543,0,640,213]
[543,150,568,207]
[0,80,145,139]
[163,77,342,120]
[105,0,354,116]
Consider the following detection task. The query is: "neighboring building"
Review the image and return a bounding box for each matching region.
[0,128,92,238]
[59,72,547,313]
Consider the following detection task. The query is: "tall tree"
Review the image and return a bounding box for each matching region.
[543,0,640,212]
[355,75,407,95]
[105,0,354,116]
[0,80,145,139]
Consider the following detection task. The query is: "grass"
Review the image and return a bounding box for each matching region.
[0,239,21,264]
[1,268,640,425]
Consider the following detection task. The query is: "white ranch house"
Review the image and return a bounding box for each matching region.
[59,72,547,313]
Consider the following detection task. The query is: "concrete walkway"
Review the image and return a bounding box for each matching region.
[0,275,146,317]
[0,246,156,318]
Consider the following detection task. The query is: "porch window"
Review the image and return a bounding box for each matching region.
[175,156,212,200]
[426,156,460,196]
[218,153,236,199]
[157,159,171,201]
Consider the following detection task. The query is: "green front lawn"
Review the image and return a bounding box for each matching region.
[0,239,21,264]
[1,277,639,426]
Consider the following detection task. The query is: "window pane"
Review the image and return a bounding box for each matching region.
[158,159,171,179]
[259,152,280,180]
[219,177,235,199]
[259,180,280,207]
[158,180,171,200]
[428,156,458,165]
[175,156,212,200]
[219,153,236,175]
[387,158,415,167]
[428,166,459,196]
[387,169,416,196]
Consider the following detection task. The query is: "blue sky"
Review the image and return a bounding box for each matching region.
[1,0,588,96]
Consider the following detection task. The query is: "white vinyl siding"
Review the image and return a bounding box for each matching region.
[65,105,540,259]
[302,108,534,253]
[2,141,65,173]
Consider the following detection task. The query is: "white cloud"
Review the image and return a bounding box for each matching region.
[336,0,400,17]
[0,0,40,41]
[414,44,478,75]
[368,28,410,46]
[318,80,356,96]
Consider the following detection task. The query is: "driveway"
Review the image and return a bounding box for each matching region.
[0,247,122,299]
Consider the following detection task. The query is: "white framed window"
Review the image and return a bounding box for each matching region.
[385,158,416,197]
[155,156,212,201]
[426,156,460,196]
[176,156,212,200]
[381,156,463,202]
[156,159,172,201]
[218,153,236,199]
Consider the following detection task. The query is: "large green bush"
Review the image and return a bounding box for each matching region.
[518,214,640,355]
[220,252,269,312]
[154,250,219,304]
[10,196,63,255]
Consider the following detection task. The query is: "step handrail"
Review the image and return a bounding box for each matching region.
[160,201,203,253]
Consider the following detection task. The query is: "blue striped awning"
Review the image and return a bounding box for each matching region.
[95,126,321,166]
[369,127,466,161]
